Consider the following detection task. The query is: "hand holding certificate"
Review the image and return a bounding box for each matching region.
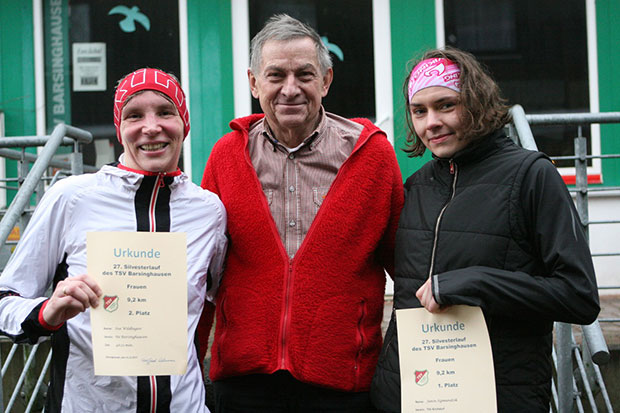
[88,231,188,376]
[396,305,496,412]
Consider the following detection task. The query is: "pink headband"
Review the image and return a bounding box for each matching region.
[113,68,190,143]
[408,58,461,103]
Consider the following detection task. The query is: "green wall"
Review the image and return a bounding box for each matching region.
[389,0,436,181]
[596,0,620,187]
[0,1,36,205]
[187,0,235,185]
[0,1,36,137]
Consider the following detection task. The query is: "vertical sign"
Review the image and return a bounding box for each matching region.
[44,0,71,133]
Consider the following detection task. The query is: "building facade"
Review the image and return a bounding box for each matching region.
[1,0,619,289]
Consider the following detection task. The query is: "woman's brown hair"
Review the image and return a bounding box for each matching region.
[403,47,512,157]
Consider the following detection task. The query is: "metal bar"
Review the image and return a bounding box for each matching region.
[574,378,585,413]
[0,148,98,173]
[509,105,539,150]
[70,141,84,175]
[5,343,40,413]
[574,135,590,232]
[551,348,559,413]
[1,344,18,377]
[24,349,51,413]
[592,362,614,412]
[552,154,620,161]
[573,336,599,412]
[0,136,81,148]
[0,124,92,248]
[568,187,620,193]
[581,321,610,365]
[526,112,620,125]
[556,322,575,412]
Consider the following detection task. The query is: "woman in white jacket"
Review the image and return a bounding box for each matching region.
[0,68,227,412]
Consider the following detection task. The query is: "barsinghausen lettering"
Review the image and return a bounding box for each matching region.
[49,0,65,119]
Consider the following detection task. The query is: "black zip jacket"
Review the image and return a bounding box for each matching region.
[371,131,599,412]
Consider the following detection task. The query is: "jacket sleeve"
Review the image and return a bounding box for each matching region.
[198,145,224,360]
[433,158,600,325]
[0,183,70,343]
[201,146,219,194]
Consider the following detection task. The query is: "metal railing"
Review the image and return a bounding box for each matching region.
[509,106,620,413]
[0,123,93,413]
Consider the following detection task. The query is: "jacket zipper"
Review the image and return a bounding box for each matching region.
[148,174,165,233]
[272,129,380,370]
[354,299,367,385]
[148,174,165,413]
[428,160,458,278]
[279,262,294,368]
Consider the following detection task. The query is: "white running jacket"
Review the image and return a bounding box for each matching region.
[0,164,227,412]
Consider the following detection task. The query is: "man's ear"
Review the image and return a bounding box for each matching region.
[248,69,260,99]
[321,67,334,97]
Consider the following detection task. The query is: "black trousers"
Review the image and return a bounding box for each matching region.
[213,371,378,412]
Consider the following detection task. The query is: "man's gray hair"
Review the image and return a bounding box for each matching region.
[249,14,332,75]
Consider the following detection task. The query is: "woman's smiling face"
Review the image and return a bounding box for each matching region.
[119,90,184,173]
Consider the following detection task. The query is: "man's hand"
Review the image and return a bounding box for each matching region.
[416,278,447,314]
[42,274,102,327]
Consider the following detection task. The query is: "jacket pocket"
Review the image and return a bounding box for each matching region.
[354,300,368,384]
[312,187,329,214]
[263,188,273,205]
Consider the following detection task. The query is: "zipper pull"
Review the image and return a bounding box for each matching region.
[449,160,455,175]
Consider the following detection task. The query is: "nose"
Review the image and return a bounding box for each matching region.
[142,113,162,135]
[426,109,442,131]
[281,74,301,98]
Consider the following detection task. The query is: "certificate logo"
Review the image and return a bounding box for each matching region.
[415,370,429,386]
[103,295,119,312]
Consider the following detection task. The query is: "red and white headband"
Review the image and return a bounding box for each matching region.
[113,68,190,143]
[408,58,461,103]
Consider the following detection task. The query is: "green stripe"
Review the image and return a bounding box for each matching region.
[390,0,436,181]
[0,0,37,205]
[187,0,235,185]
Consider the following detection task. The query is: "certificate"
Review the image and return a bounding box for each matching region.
[88,232,188,376]
[396,306,496,412]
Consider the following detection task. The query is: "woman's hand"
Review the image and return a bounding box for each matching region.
[42,274,103,327]
[416,278,447,313]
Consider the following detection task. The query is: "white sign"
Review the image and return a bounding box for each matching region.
[396,306,497,412]
[89,231,188,376]
[72,42,106,92]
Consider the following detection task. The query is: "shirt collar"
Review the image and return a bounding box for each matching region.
[260,107,327,153]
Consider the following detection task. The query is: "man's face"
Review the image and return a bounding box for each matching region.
[249,37,333,146]
[119,91,184,173]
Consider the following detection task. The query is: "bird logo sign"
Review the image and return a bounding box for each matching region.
[108,5,150,33]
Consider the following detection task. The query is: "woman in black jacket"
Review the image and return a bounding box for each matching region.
[371,47,600,412]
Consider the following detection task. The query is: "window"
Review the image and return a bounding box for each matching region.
[44,0,181,167]
[247,0,376,121]
[443,0,594,171]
